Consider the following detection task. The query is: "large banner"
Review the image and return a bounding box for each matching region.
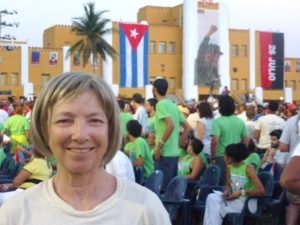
[119,23,149,88]
[259,32,284,90]
[194,4,221,88]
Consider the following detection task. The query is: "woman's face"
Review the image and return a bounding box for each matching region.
[48,91,108,175]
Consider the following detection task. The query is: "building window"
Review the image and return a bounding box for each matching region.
[149,41,156,54]
[231,45,239,57]
[158,42,166,54]
[241,79,247,90]
[241,45,247,57]
[169,77,176,89]
[168,42,176,54]
[0,73,7,85]
[10,73,18,86]
[290,80,296,90]
[231,79,238,90]
[41,74,50,86]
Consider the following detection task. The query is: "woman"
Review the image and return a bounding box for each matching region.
[203,143,265,225]
[178,138,207,180]
[0,72,171,224]
[194,102,213,161]
[4,104,30,154]
[0,147,52,205]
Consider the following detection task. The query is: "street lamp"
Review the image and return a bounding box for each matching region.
[0,9,18,39]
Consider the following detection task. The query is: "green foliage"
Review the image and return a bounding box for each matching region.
[68,2,117,71]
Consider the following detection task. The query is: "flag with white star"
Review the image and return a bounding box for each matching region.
[119,22,149,88]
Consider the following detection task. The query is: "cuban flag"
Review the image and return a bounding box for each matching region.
[119,23,149,88]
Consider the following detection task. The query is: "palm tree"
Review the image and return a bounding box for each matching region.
[69,2,116,72]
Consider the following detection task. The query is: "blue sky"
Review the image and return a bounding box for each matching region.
[1,0,299,57]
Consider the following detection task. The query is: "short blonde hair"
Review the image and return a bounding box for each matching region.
[31,72,121,165]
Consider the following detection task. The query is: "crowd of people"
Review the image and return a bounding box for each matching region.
[0,73,300,224]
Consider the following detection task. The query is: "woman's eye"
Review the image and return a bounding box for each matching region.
[56,119,72,125]
[90,119,103,124]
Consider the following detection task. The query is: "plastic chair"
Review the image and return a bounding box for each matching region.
[160,175,188,222]
[134,167,144,185]
[0,157,16,176]
[0,162,24,184]
[224,171,274,225]
[267,190,286,225]
[190,164,222,202]
[191,164,223,225]
[144,170,163,195]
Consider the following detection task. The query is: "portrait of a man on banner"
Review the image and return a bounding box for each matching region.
[49,52,58,65]
[194,6,222,88]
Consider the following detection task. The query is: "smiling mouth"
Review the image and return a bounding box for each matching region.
[66,148,94,154]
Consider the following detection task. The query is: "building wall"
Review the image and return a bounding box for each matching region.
[1,4,300,102]
[0,46,23,98]
[43,25,80,48]
[229,29,250,96]
[137,5,182,26]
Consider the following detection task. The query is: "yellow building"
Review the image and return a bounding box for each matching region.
[0,3,299,102]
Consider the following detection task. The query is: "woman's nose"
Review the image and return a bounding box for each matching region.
[71,121,88,142]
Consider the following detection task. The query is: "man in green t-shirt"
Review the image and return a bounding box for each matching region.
[118,99,133,148]
[126,120,154,178]
[211,95,248,185]
[152,78,191,190]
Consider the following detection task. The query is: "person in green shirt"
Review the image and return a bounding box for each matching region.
[0,135,6,167]
[146,132,156,159]
[178,138,205,180]
[145,98,157,134]
[211,95,248,185]
[152,78,191,190]
[4,105,30,154]
[118,99,134,140]
[244,139,260,173]
[127,120,154,178]
[203,143,265,225]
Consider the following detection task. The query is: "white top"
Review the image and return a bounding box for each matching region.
[0,177,171,225]
[106,150,135,182]
[291,143,300,157]
[237,111,247,122]
[279,114,300,160]
[0,109,8,124]
[186,112,199,130]
[194,117,213,155]
[133,106,148,133]
[254,114,285,149]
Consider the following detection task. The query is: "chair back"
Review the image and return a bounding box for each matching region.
[199,165,221,186]
[0,157,15,175]
[244,171,274,218]
[8,162,24,179]
[258,171,274,197]
[144,170,163,195]
[134,167,144,185]
[163,176,188,221]
[164,175,187,201]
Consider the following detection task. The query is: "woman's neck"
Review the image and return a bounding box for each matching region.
[231,161,244,167]
[53,168,116,211]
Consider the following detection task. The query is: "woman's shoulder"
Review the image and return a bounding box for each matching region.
[1,180,47,213]
[118,178,155,200]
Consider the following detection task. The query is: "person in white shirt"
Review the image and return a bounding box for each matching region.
[0,101,9,125]
[106,150,135,182]
[254,101,285,155]
[280,116,300,225]
[132,93,148,134]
